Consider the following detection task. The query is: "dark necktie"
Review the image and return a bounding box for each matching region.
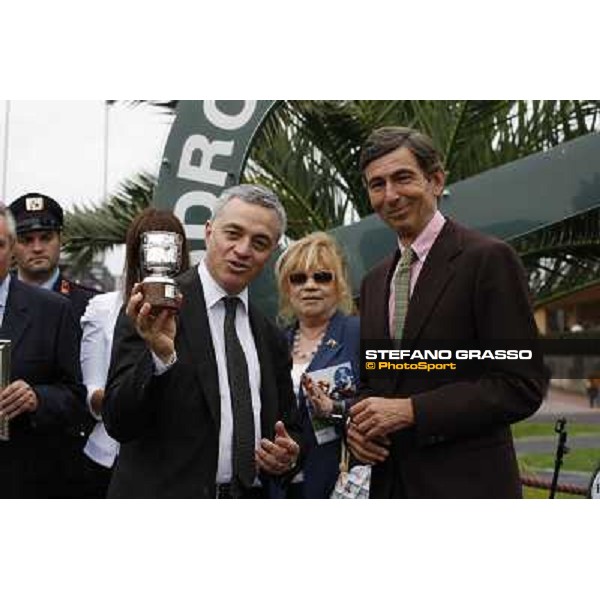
[223,296,256,492]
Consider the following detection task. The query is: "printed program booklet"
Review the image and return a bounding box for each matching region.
[305,361,356,445]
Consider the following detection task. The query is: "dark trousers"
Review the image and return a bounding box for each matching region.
[81,454,113,498]
[285,482,305,498]
[2,433,86,498]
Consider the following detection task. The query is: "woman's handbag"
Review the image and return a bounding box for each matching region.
[330,439,371,499]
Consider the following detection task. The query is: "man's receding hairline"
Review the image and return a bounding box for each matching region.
[0,215,14,242]
[213,199,281,227]
[210,211,279,246]
[364,147,439,179]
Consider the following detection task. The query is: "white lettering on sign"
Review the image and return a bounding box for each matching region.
[174,190,218,243]
[204,100,257,131]
[177,135,234,186]
[169,101,264,256]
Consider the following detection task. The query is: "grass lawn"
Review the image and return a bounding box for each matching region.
[512,422,600,439]
[520,447,600,473]
[511,421,600,498]
[523,487,584,499]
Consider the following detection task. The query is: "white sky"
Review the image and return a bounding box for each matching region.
[1,100,174,275]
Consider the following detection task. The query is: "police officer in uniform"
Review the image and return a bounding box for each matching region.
[8,193,98,323]
[8,192,98,497]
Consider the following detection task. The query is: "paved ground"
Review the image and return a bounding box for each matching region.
[529,386,600,423]
[516,435,600,454]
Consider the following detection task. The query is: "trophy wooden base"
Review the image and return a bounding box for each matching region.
[141,279,180,312]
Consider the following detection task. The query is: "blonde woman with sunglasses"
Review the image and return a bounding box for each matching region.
[275,232,361,498]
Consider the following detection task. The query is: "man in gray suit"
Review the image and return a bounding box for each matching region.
[104,185,301,498]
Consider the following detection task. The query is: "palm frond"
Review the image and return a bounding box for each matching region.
[63,173,155,271]
[510,205,600,305]
[73,100,600,311]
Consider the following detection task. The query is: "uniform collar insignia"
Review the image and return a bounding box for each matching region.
[60,279,71,295]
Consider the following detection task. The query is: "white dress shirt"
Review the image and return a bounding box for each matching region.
[152,262,263,484]
[0,273,11,327]
[197,261,262,484]
[37,267,60,291]
[80,290,122,468]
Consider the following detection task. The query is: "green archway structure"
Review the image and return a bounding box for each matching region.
[153,100,279,264]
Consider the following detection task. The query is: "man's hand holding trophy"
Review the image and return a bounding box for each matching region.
[127,230,184,363]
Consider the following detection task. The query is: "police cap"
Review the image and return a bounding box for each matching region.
[8,192,64,235]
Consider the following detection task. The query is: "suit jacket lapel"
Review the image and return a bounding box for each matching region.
[2,279,30,353]
[309,311,345,368]
[403,219,463,342]
[177,269,221,429]
[376,254,399,340]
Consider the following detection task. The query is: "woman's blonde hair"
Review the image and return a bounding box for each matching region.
[275,231,355,323]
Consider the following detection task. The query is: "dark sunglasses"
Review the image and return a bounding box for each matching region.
[289,271,334,286]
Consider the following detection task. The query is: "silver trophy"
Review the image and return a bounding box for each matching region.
[140,231,183,312]
[0,339,11,442]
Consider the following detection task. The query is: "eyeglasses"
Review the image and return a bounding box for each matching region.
[289,271,334,286]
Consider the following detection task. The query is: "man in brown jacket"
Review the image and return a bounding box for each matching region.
[348,127,547,498]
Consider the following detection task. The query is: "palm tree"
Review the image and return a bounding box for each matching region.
[513,204,600,307]
[63,100,600,301]
[246,100,600,237]
[64,172,154,274]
